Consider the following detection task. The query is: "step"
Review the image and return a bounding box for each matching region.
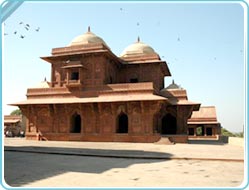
[155,137,175,145]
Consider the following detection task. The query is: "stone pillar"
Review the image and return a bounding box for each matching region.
[94,103,100,134]
[145,101,163,134]
[99,103,114,134]
[111,103,116,133]
[127,102,132,135]
[51,65,54,87]
[29,105,38,133]
[64,104,70,134]
[19,105,28,133]
[176,105,194,134]
[66,71,69,85]
[213,127,216,136]
[145,114,154,134]
[127,101,142,134]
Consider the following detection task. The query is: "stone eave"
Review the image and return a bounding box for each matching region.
[167,98,201,110]
[187,121,220,125]
[40,48,123,66]
[52,43,111,55]
[10,94,167,106]
[40,49,109,63]
[10,82,168,106]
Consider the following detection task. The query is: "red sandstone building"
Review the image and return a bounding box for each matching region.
[4,115,23,137]
[188,106,221,138]
[12,27,221,143]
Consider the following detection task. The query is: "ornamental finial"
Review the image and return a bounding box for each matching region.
[137,36,140,42]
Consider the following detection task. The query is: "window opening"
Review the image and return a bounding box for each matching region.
[130,78,138,83]
[188,128,194,135]
[71,72,79,80]
[206,127,213,136]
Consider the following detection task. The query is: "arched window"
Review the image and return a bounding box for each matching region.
[70,113,81,133]
[117,113,128,133]
[161,114,177,135]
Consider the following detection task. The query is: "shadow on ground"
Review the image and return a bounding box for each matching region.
[188,140,227,145]
[4,146,173,187]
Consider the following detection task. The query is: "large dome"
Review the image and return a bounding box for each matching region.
[69,27,107,46]
[120,37,157,57]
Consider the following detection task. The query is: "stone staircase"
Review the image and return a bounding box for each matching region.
[155,137,175,145]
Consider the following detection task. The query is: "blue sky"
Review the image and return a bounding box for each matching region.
[2,1,246,132]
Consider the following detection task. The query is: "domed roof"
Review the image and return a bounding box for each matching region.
[32,78,50,88]
[120,37,157,57]
[164,80,182,90]
[69,26,107,46]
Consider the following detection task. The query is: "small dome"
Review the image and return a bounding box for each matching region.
[69,26,107,46]
[120,37,157,57]
[32,78,50,88]
[165,80,182,90]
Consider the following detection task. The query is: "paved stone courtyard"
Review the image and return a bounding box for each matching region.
[3,138,246,188]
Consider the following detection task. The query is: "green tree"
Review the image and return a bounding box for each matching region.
[221,128,235,137]
[221,128,244,138]
[234,132,244,138]
[196,126,203,136]
[10,109,22,116]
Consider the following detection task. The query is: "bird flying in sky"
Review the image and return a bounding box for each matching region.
[4,21,40,39]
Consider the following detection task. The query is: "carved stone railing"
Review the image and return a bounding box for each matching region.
[160,89,187,99]
[107,82,153,91]
[100,82,156,96]
[27,82,158,99]
[52,43,110,55]
[66,80,82,88]
[169,90,187,97]
[27,87,70,97]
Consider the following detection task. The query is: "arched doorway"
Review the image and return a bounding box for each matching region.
[117,113,128,133]
[70,113,81,133]
[161,114,177,135]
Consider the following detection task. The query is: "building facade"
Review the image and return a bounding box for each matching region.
[12,27,221,143]
[187,106,221,138]
[4,115,24,137]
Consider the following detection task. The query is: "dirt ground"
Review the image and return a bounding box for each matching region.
[3,138,246,188]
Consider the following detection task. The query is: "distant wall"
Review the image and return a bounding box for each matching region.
[228,137,244,147]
